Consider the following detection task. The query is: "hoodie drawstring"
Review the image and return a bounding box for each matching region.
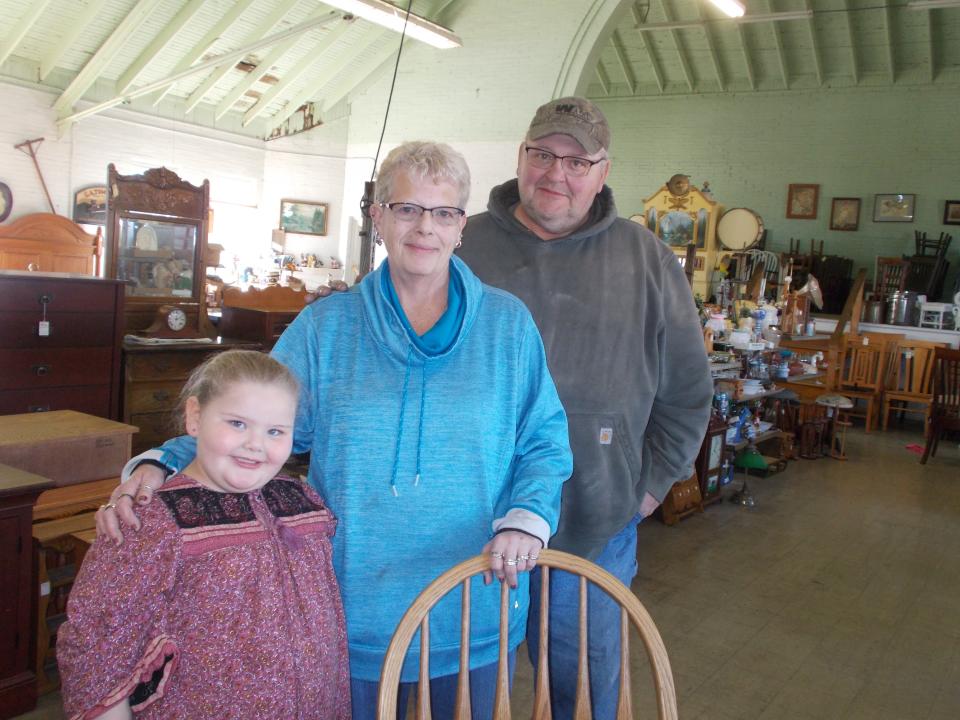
[391,349,429,496]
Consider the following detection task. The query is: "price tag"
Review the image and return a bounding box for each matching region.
[38,321,51,336]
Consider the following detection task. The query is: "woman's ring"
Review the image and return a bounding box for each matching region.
[118,493,136,503]
[142,484,155,493]
[505,558,518,566]
[529,555,539,561]
[101,502,117,511]
[519,554,530,561]
[489,551,503,559]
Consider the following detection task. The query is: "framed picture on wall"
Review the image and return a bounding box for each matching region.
[873,193,915,223]
[279,199,328,236]
[943,200,960,226]
[786,184,819,219]
[829,197,860,231]
[73,185,107,225]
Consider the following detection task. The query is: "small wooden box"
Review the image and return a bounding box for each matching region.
[0,410,137,487]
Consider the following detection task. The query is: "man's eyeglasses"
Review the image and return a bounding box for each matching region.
[523,146,606,177]
[380,202,465,227]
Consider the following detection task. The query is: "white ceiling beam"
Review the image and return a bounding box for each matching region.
[803,0,822,86]
[151,0,258,107]
[269,30,399,127]
[693,2,724,91]
[215,9,341,120]
[184,0,300,114]
[238,16,352,125]
[595,60,611,95]
[841,0,859,84]
[764,0,790,88]
[115,0,207,96]
[656,0,694,91]
[39,0,109,81]
[611,30,636,94]
[881,6,895,83]
[632,2,664,93]
[57,12,349,131]
[924,10,935,82]
[0,0,54,67]
[53,0,165,117]
[735,25,756,90]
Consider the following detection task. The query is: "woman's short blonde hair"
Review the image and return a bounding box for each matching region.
[375,141,471,208]
[174,350,299,432]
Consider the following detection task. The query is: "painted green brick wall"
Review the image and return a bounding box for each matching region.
[598,84,960,300]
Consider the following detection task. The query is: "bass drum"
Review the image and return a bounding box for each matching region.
[717,207,764,251]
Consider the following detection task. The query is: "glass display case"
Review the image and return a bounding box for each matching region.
[106,165,210,335]
[115,217,198,298]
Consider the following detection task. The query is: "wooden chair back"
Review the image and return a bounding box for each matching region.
[915,231,952,258]
[885,340,943,397]
[921,347,960,463]
[874,257,909,298]
[377,549,678,720]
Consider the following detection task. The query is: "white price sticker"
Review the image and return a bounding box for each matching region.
[38,321,50,336]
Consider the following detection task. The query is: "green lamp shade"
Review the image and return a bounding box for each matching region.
[734,446,768,470]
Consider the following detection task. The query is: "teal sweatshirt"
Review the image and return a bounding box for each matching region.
[138,256,571,682]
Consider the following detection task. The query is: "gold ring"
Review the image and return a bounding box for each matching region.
[103,502,117,511]
[142,484,155,493]
[118,493,136,503]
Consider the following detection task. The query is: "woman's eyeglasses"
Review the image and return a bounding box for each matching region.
[523,146,606,177]
[380,202,465,227]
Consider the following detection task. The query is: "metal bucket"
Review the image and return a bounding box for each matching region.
[861,299,885,324]
[886,291,921,326]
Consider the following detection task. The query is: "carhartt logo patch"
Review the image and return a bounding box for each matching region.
[599,427,613,445]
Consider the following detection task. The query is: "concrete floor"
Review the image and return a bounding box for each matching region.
[17,427,959,719]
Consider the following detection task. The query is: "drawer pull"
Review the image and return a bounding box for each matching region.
[152,390,171,402]
[32,363,52,376]
[38,293,54,305]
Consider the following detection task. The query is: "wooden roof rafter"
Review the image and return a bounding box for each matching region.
[53,0,165,118]
[735,24,756,90]
[803,0,823,86]
[184,0,301,115]
[632,2,664,93]
[922,9,935,82]
[656,0,694,91]
[841,0,859,84]
[39,0,109,81]
[115,0,207,96]
[692,1,724,91]
[611,29,637,94]
[150,0,258,107]
[763,0,790,88]
[0,0,54,68]
[881,5,895,83]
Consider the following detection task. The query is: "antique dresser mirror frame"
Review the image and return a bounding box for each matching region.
[106,165,210,336]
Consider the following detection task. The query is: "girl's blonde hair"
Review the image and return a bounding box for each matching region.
[174,350,299,432]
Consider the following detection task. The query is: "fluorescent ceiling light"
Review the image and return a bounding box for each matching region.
[320,0,461,49]
[637,10,813,32]
[708,0,746,18]
[907,0,960,9]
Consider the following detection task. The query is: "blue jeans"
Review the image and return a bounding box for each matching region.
[527,513,642,720]
[350,652,516,720]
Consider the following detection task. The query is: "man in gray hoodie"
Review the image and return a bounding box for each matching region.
[458,97,712,718]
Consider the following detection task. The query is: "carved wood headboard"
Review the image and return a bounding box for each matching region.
[0,213,102,275]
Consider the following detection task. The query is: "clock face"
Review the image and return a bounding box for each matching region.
[166,307,187,331]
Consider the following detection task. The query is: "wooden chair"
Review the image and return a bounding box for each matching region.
[873,257,909,299]
[914,231,952,258]
[882,340,946,431]
[920,347,960,464]
[377,549,677,720]
[838,333,903,432]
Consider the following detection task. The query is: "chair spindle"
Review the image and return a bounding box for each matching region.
[416,616,431,720]
[492,581,511,719]
[573,576,592,718]
[616,609,633,719]
[454,578,471,719]
[533,567,552,719]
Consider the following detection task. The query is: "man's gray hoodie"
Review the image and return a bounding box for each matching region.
[459,180,713,559]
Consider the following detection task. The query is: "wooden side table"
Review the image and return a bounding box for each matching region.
[0,463,53,719]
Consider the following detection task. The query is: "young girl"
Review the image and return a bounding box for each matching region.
[58,350,350,720]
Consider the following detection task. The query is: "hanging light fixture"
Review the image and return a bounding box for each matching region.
[708,0,746,17]
[320,0,462,49]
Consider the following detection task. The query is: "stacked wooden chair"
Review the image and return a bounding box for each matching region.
[920,347,960,464]
[837,333,904,432]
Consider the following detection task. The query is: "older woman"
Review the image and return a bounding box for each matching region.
[98,141,572,719]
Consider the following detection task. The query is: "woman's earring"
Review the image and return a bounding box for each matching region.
[373,228,383,246]
[455,236,462,249]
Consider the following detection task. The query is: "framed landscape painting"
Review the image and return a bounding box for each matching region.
[873,193,915,223]
[279,199,328,236]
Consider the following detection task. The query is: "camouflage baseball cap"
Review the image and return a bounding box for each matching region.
[526,96,610,154]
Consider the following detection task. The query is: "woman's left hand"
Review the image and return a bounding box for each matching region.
[482,531,543,589]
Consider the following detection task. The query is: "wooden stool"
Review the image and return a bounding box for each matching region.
[816,394,855,461]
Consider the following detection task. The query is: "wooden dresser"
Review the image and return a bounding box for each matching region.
[0,272,125,419]
[123,338,260,455]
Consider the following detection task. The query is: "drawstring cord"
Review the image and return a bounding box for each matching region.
[391,348,414,497]
[415,363,426,486]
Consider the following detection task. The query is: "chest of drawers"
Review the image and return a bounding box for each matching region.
[0,272,124,419]
[123,338,260,455]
